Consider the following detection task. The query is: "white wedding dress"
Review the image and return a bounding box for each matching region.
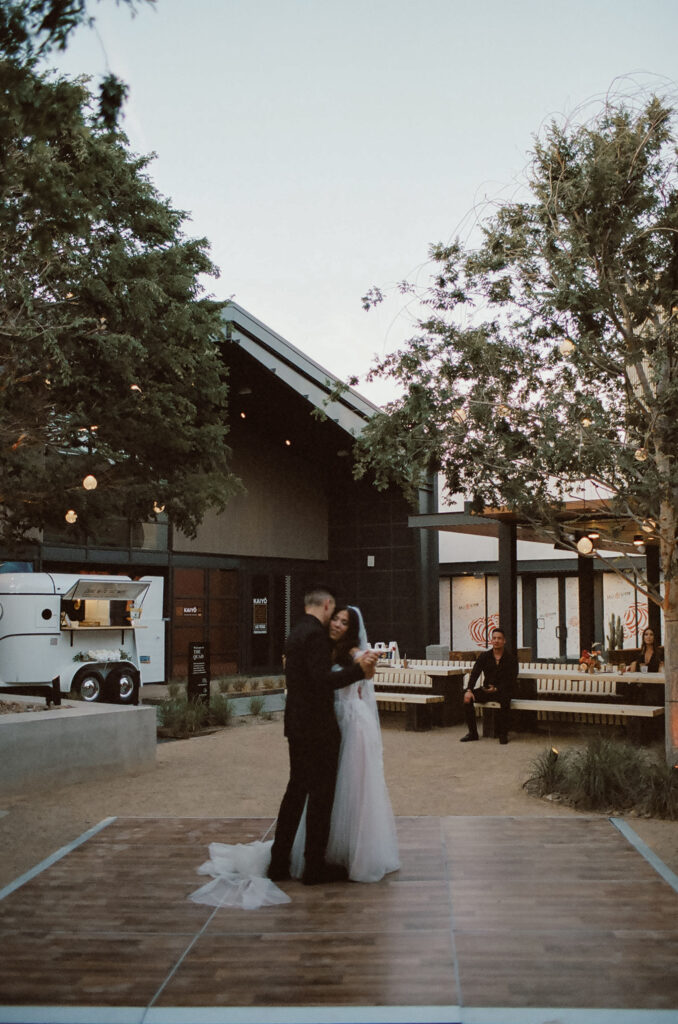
[189,612,399,908]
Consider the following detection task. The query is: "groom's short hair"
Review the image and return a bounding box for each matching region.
[304,585,335,608]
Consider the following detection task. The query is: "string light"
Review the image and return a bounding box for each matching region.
[153,502,165,514]
[581,417,592,428]
[452,407,468,424]
[559,338,575,355]
[82,474,97,490]
[65,509,77,524]
[634,448,648,462]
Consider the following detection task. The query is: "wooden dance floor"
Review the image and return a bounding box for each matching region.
[1,814,678,1024]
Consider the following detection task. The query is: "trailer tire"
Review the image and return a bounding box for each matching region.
[73,669,106,703]
[109,666,140,705]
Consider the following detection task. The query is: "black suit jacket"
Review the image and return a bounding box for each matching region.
[283,613,364,742]
[466,647,518,698]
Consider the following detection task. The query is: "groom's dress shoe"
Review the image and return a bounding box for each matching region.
[302,862,349,885]
[460,732,479,742]
[268,863,291,882]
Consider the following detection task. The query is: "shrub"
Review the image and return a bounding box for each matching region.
[233,678,248,693]
[209,692,234,727]
[157,696,208,739]
[524,736,677,818]
[248,695,265,717]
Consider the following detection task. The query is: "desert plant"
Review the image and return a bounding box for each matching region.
[568,735,647,810]
[157,696,208,738]
[209,692,234,727]
[637,760,678,819]
[607,614,622,653]
[523,736,677,816]
[248,695,265,717]
[523,746,568,797]
[167,681,185,699]
[233,678,248,693]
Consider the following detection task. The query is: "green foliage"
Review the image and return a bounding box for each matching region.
[524,736,678,818]
[354,93,678,591]
[248,695,265,717]
[157,696,209,739]
[208,692,234,726]
[0,60,241,545]
[0,0,152,127]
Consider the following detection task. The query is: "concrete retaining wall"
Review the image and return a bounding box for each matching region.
[0,696,156,795]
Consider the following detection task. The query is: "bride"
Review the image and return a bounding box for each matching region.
[189,605,399,908]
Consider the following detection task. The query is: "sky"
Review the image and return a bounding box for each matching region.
[52,0,678,406]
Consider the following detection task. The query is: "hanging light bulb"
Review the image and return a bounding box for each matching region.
[496,404,510,417]
[634,448,648,462]
[452,407,468,424]
[641,519,656,533]
[65,509,78,524]
[153,502,165,514]
[559,338,575,356]
[576,536,594,555]
[82,474,97,490]
[581,417,592,428]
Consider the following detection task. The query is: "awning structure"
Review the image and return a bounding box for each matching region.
[408,500,660,653]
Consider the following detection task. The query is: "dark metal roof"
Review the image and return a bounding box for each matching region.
[222,303,380,438]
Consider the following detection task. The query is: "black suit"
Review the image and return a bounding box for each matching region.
[465,647,518,741]
[269,614,365,875]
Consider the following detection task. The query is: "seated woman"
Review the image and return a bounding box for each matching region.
[629,627,664,673]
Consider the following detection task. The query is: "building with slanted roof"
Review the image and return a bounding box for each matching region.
[1,304,439,679]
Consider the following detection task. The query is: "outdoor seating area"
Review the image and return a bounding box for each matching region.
[374,659,665,741]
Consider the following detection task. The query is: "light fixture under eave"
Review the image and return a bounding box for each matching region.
[82,474,97,490]
[587,530,600,540]
[633,535,645,547]
[576,536,594,555]
[65,509,77,524]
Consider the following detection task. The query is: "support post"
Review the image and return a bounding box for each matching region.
[497,521,517,650]
[578,551,595,652]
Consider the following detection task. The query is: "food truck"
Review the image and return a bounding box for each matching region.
[0,572,165,703]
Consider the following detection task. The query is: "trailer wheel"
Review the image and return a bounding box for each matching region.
[73,669,105,703]
[109,666,140,705]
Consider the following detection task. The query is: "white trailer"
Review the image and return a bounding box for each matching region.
[0,572,165,703]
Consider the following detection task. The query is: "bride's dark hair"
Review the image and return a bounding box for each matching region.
[333,605,361,666]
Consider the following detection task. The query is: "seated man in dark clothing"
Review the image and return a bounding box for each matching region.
[460,626,518,745]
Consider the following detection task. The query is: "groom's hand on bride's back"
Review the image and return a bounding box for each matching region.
[357,650,379,679]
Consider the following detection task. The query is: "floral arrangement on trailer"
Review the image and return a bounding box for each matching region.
[73,649,131,663]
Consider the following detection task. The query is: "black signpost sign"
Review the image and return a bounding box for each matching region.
[188,641,210,707]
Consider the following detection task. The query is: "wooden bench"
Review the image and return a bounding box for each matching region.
[375,690,444,731]
[374,668,465,726]
[474,665,664,742]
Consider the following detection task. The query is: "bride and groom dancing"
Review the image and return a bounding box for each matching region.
[190,585,400,908]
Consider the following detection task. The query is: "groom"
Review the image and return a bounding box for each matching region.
[268,585,378,885]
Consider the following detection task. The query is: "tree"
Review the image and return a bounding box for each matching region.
[0,58,239,544]
[353,94,678,764]
[0,0,152,126]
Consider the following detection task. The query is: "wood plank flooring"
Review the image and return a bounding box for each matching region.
[0,814,677,1023]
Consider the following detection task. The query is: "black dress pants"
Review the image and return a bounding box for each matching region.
[464,688,511,740]
[270,729,340,874]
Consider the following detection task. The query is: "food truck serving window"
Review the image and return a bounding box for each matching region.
[63,580,150,602]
